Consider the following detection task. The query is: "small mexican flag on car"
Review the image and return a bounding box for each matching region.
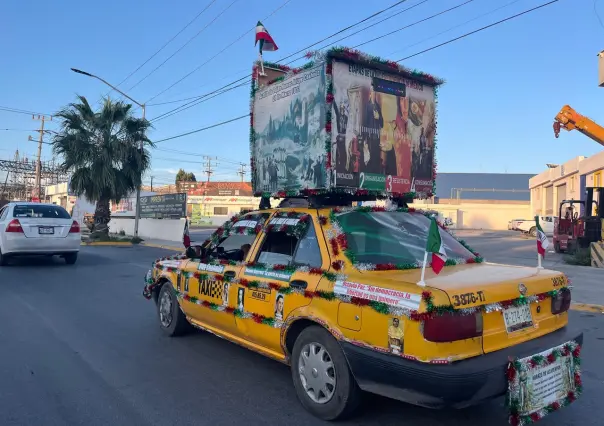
[535,215,549,257]
[426,217,447,274]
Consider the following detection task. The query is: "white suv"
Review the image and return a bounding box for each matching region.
[0,202,81,265]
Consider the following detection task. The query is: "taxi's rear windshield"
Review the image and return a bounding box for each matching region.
[336,211,474,264]
[13,205,71,219]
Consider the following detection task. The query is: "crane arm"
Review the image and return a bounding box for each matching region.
[553,105,604,146]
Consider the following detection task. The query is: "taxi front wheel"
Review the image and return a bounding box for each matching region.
[157,284,190,336]
[291,326,361,420]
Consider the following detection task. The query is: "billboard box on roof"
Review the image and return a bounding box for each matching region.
[250,47,444,200]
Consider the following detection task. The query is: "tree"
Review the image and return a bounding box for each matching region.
[175,169,196,184]
[52,96,153,234]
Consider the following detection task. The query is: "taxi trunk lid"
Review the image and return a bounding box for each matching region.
[356,262,568,354]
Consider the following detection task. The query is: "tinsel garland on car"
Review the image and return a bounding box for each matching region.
[147,259,571,323]
[249,46,443,200]
[506,340,582,426]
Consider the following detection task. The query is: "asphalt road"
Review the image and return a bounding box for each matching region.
[0,245,602,426]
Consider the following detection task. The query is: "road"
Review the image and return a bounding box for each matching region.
[0,244,602,425]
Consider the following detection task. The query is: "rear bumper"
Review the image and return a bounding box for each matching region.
[342,326,583,409]
[2,234,80,255]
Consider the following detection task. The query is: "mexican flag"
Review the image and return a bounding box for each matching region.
[183,218,191,248]
[536,216,549,257]
[255,21,278,53]
[426,217,447,274]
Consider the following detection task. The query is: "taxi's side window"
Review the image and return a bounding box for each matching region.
[292,222,322,268]
[256,221,322,268]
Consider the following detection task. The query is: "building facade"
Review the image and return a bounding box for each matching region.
[529,151,604,217]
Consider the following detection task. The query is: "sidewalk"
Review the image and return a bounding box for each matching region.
[140,239,185,252]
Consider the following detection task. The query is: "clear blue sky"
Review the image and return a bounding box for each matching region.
[1,0,603,186]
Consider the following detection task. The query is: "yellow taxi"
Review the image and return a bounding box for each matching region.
[143,201,582,423]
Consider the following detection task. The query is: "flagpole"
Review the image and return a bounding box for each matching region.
[537,253,543,270]
[418,251,428,287]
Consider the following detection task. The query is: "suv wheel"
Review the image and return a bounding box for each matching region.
[158,283,190,336]
[64,253,78,265]
[291,326,361,420]
[0,248,8,266]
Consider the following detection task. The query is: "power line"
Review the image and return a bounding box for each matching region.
[396,0,559,62]
[352,0,473,50]
[126,0,235,93]
[153,114,248,144]
[0,106,55,117]
[385,0,523,57]
[147,0,428,122]
[147,0,415,109]
[144,0,295,104]
[153,147,247,165]
[149,0,559,147]
[110,0,219,93]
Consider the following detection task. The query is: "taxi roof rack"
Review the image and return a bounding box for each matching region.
[262,193,412,210]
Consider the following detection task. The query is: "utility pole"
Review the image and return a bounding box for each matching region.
[150,176,154,192]
[32,114,52,202]
[237,163,247,183]
[203,156,217,183]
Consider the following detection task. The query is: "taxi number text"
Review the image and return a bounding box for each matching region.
[451,291,486,307]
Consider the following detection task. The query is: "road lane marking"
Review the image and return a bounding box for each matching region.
[571,303,604,313]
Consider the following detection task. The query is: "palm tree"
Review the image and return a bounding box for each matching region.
[52,95,153,234]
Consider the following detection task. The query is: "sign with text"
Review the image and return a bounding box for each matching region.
[140,193,187,219]
[334,280,421,310]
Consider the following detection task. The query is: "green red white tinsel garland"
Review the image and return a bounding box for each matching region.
[506,340,582,426]
[147,256,571,323]
[249,46,443,199]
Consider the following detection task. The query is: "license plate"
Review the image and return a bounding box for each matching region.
[38,227,54,235]
[503,304,533,333]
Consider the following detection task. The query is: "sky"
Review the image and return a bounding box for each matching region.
[1,0,603,187]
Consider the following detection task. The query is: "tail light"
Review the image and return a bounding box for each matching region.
[69,220,81,233]
[5,219,23,233]
[551,289,571,314]
[423,312,483,342]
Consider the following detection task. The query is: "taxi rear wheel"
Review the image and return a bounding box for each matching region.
[157,283,190,336]
[291,326,361,420]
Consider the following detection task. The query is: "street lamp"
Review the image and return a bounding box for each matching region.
[70,67,146,237]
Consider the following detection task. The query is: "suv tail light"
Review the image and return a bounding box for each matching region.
[69,220,81,233]
[551,289,571,314]
[5,219,23,233]
[423,312,483,342]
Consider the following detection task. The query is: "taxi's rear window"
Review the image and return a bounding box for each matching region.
[336,211,473,264]
[13,205,71,219]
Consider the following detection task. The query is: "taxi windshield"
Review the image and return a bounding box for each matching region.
[336,211,474,265]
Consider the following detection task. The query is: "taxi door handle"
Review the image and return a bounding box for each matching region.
[224,271,236,279]
[290,280,308,289]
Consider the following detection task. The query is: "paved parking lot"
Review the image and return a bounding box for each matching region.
[0,243,602,425]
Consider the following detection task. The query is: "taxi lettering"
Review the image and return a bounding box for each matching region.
[452,291,486,307]
[198,279,223,298]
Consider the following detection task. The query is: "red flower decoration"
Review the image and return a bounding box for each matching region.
[350,296,370,306]
[319,216,328,226]
[567,391,576,402]
[506,365,516,381]
[309,267,324,275]
[421,291,432,301]
[304,290,316,298]
[509,415,520,426]
[193,272,201,279]
[551,401,561,411]
[239,278,250,287]
[330,238,340,255]
[183,294,191,301]
[304,51,313,59]
[269,282,281,290]
[325,121,332,133]
[224,306,235,314]
[201,300,211,307]
[529,413,541,422]
[326,93,334,103]
[572,346,581,358]
[466,258,476,264]
[331,260,343,271]
[547,353,556,364]
[326,63,332,75]
[273,264,287,271]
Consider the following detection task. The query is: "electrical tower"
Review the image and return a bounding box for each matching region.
[203,156,218,183]
[237,163,247,182]
[32,114,52,200]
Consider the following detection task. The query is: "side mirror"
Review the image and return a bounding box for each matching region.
[185,246,197,259]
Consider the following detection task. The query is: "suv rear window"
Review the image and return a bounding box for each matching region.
[13,205,71,219]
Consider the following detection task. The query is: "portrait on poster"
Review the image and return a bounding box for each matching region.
[331,61,436,194]
[274,294,285,321]
[237,287,245,311]
[222,283,229,306]
[388,317,404,355]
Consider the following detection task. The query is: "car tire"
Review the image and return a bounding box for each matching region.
[0,248,8,266]
[529,227,537,238]
[64,253,78,265]
[157,283,190,337]
[554,242,561,253]
[291,326,361,421]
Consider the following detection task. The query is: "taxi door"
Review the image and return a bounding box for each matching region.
[235,212,329,358]
[179,213,269,337]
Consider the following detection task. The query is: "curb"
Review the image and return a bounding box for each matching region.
[81,241,133,247]
[570,303,604,314]
[140,242,184,252]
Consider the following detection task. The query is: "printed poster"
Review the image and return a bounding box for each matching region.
[331,60,436,194]
[252,64,327,193]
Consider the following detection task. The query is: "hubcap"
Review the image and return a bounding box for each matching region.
[159,290,173,328]
[298,342,336,404]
